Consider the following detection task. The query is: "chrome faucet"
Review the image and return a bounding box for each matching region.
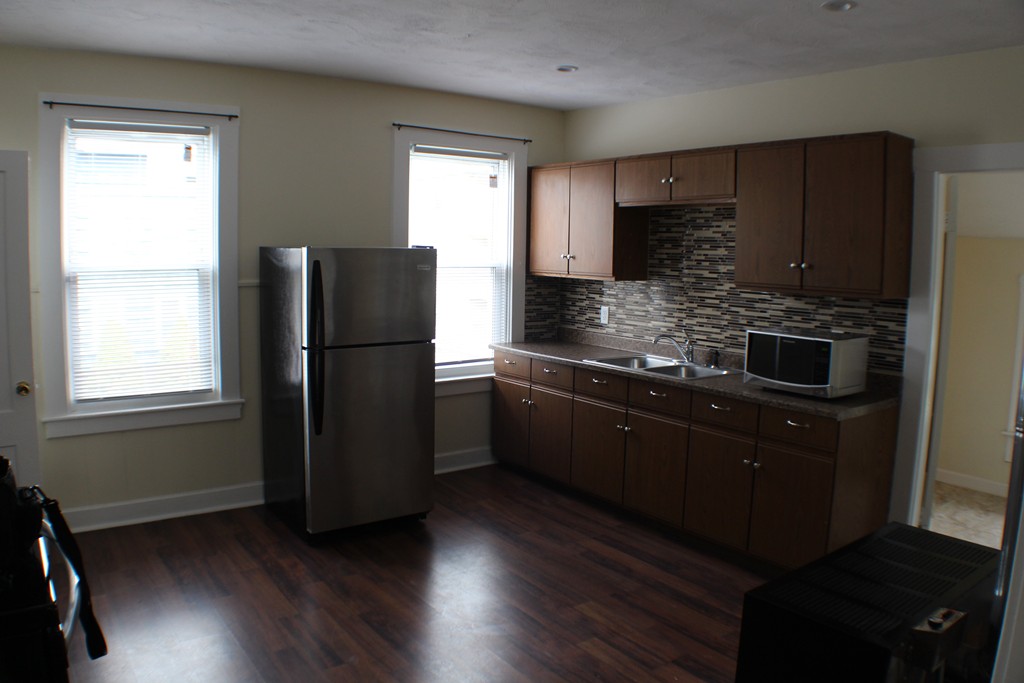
[653,334,693,363]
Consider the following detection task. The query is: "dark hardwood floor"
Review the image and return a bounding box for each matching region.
[66,465,768,682]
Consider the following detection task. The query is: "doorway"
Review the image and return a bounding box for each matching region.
[920,171,1024,548]
[0,150,39,484]
[896,142,1024,682]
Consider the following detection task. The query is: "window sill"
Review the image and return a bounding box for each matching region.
[435,374,494,398]
[42,399,245,439]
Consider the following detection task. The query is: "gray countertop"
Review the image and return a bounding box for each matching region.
[491,341,901,421]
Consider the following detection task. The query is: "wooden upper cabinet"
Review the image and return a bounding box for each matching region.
[671,150,736,201]
[615,150,736,205]
[802,137,887,294]
[568,162,617,278]
[529,161,647,281]
[734,144,805,290]
[615,156,672,204]
[734,132,913,298]
[528,166,570,276]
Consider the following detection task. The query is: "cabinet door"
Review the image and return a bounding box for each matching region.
[567,162,616,278]
[734,145,805,290]
[623,410,688,526]
[747,444,834,568]
[671,150,736,200]
[615,156,672,204]
[802,137,886,294]
[529,166,570,276]
[571,397,627,503]
[492,377,530,468]
[684,426,756,550]
[528,386,573,484]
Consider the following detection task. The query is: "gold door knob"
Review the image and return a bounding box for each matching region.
[15,382,31,396]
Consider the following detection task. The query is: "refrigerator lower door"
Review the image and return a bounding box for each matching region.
[303,342,434,534]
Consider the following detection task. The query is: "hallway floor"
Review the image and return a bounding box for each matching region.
[928,481,1007,549]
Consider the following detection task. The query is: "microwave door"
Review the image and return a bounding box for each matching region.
[777,337,819,385]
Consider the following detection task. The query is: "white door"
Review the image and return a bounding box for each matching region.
[0,150,40,484]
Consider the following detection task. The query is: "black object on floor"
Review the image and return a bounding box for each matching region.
[736,522,1000,683]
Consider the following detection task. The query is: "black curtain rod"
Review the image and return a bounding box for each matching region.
[42,100,239,121]
[392,122,531,145]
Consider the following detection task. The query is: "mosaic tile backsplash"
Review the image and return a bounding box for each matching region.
[524,206,908,373]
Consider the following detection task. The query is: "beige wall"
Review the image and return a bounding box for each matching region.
[5,42,1024,517]
[0,45,564,512]
[936,236,1023,490]
[564,46,1024,159]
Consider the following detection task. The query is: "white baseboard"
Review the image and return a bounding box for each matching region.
[62,449,498,532]
[63,482,264,533]
[935,469,1009,498]
[434,447,496,474]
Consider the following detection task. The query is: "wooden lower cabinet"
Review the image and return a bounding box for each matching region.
[492,377,530,468]
[571,397,627,503]
[623,410,688,526]
[747,444,834,568]
[528,386,573,484]
[684,425,756,550]
[492,376,572,484]
[494,364,897,571]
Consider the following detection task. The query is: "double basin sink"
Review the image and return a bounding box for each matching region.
[582,354,736,380]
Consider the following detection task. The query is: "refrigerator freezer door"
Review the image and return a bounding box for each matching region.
[303,341,434,533]
[308,247,436,348]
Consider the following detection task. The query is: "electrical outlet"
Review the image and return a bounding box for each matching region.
[600,305,609,324]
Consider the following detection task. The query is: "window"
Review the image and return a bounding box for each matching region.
[393,127,527,379]
[38,96,242,437]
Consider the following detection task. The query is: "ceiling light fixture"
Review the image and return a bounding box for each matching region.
[556,65,579,73]
[821,0,857,11]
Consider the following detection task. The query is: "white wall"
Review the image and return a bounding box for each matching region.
[0,44,565,523]
[565,46,1024,159]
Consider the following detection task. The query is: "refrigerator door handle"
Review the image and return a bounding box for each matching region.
[310,260,326,435]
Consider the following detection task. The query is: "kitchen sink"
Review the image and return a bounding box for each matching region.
[583,355,736,380]
[643,363,732,379]
[583,355,677,370]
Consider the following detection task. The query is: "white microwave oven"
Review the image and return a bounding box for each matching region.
[743,329,868,399]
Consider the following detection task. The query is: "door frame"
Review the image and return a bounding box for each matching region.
[893,141,1024,680]
[0,150,40,484]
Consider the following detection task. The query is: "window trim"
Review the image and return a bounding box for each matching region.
[391,127,527,382]
[37,94,242,438]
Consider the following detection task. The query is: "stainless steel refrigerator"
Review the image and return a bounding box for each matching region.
[259,246,436,535]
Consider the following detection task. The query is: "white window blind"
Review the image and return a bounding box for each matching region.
[62,120,217,402]
[408,146,511,365]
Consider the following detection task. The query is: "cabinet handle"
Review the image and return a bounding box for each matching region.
[789,262,800,269]
[742,459,753,466]
[542,368,557,375]
[648,390,667,398]
[560,253,568,260]
[567,254,576,260]
[660,177,669,184]
[503,359,517,365]
[710,403,732,412]
[668,176,675,184]
[615,424,632,432]
[752,462,762,470]
[785,419,810,429]
[591,378,608,385]
[800,262,810,270]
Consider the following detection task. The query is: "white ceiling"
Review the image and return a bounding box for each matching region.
[2,0,1022,110]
